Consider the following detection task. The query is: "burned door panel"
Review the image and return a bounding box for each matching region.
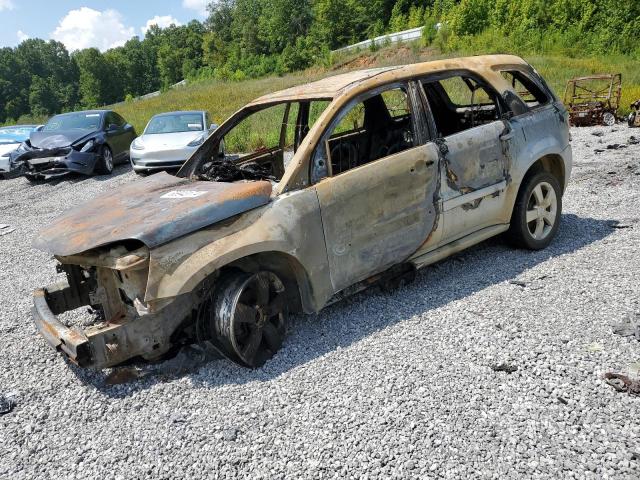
[440,121,510,241]
[315,143,440,292]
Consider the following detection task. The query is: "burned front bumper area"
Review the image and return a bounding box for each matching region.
[16,148,99,178]
[32,252,192,369]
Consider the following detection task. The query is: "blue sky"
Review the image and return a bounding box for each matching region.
[0,0,209,50]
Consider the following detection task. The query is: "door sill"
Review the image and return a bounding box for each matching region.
[410,224,509,269]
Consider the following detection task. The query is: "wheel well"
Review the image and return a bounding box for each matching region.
[523,154,565,193]
[221,252,310,314]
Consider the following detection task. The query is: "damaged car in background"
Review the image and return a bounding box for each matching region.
[31,55,572,371]
[130,110,222,174]
[12,110,136,181]
[0,124,42,178]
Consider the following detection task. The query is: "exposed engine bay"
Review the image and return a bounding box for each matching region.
[197,159,276,182]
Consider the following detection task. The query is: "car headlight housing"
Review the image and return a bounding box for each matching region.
[131,138,145,150]
[187,135,205,147]
[13,142,28,155]
[79,140,96,152]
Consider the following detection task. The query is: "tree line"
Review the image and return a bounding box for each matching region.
[1,0,638,124]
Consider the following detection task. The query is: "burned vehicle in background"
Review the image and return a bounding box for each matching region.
[12,110,136,181]
[32,55,572,370]
[564,74,622,126]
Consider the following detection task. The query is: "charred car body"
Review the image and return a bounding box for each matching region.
[32,55,572,370]
[13,110,136,181]
[564,74,622,127]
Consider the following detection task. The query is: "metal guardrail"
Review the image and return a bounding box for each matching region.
[112,79,188,107]
[333,26,425,54]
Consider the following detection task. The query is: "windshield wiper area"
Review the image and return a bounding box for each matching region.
[197,159,276,182]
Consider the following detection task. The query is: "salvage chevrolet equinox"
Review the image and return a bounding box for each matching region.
[32,55,572,369]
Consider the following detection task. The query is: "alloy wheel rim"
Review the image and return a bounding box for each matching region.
[227,273,285,367]
[526,181,557,240]
[105,149,113,171]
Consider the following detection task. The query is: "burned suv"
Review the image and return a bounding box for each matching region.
[32,55,571,370]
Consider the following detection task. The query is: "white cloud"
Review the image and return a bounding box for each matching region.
[16,30,29,43]
[0,0,14,12]
[141,15,182,35]
[182,0,209,17]
[51,7,135,52]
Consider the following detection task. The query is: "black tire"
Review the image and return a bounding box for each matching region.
[94,145,114,175]
[197,270,287,368]
[507,171,562,250]
[25,173,42,183]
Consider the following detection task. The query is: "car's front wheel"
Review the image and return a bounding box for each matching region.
[507,171,562,250]
[197,270,287,368]
[94,145,114,175]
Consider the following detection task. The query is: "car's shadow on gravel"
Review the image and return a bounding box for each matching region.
[71,213,618,398]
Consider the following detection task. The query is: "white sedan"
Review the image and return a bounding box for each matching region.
[130,110,219,174]
[0,125,43,178]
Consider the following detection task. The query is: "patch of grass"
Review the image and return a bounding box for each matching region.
[113,74,319,135]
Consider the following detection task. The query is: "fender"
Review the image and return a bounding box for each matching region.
[145,187,333,313]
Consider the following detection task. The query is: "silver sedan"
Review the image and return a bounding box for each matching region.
[130,111,218,174]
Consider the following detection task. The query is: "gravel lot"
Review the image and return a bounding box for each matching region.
[1,126,639,479]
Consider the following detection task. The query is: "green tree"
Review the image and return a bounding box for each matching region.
[0,47,27,122]
[28,76,58,116]
[74,48,110,108]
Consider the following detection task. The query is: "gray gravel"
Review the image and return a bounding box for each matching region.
[1,126,640,479]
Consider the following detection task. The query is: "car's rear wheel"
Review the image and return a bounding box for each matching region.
[507,171,562,250]
[197,270,287,368]
[94,145,113,175]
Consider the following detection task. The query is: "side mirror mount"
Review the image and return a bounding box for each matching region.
[209,123,219,131]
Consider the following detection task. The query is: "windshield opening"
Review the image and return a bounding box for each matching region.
[145,113,204,134]
[194,99,330,184]
[0,126,37,144]
[44,113,102,132]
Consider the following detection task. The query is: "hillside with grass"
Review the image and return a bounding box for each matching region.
[111,41,640,135]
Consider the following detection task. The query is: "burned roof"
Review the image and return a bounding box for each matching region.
[249,55,528,105]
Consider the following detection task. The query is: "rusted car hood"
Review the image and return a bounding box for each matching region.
[33,172,272,256]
